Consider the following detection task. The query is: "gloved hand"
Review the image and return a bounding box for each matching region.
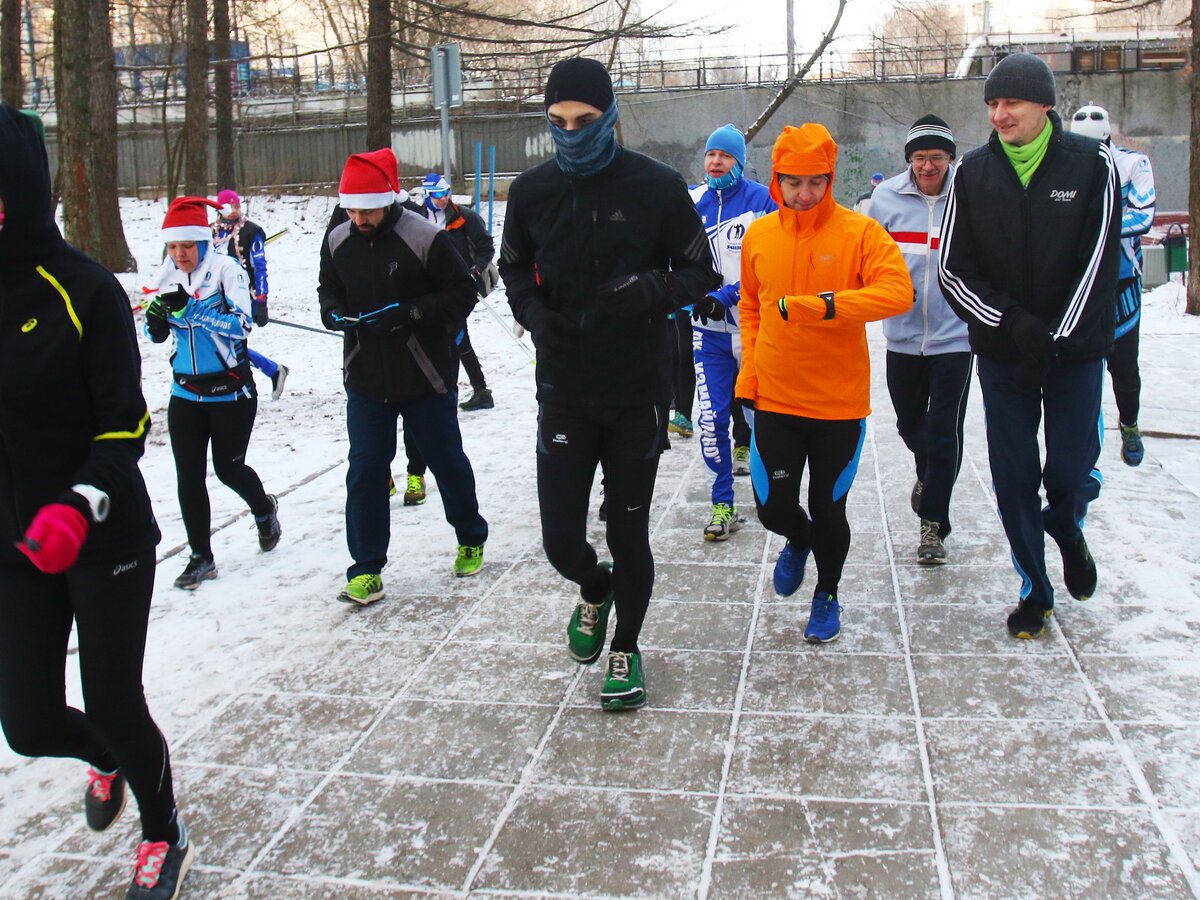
[359,299,434,334]
[252,296,269,327]
[16,503,89,574]
[1001,307,1055,393]
[157,286,191,318]
[692,293,725,325]
[325,309,358,331]
[144,299,171,340]
[776,297,790,321]
[524,303,580,355]
[596,271,671,319]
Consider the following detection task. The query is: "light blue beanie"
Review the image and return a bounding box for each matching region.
[705,124,746,169]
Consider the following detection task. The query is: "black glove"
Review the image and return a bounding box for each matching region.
[360,300,432,334]
[524,303,579,355]
[156,286,190,317]
[324,308,358,331]
[692,293,725,325]
[144,302,170,341]
[596,271,671,320]
[1001,307,1055,393]
[252,298,269,327]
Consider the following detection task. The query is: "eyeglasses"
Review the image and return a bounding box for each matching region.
[1073,111,1105,121]
[910,154,951,166]
[428,188,450,199]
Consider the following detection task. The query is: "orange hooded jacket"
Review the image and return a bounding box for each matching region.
[735,124,913,420]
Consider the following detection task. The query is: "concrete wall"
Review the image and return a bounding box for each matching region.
[615,69,1191,211]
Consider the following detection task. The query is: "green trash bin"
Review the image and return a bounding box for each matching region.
[1164,224,1188,273]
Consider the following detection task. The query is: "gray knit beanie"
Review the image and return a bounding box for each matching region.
[983,53,1056,106]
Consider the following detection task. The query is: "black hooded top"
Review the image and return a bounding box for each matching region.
[0,105,159,564]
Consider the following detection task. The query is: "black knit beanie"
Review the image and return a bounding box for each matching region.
[984,53,1056,106]
[544,58,614,112]
[905,114,956,161]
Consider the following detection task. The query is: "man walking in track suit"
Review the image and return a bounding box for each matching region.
[319,147,488,605]
[737,123,912,644]
[938,54,1120,639]
[1069,103,1157,467]
[500,58,718,710]
[869,114,973,565]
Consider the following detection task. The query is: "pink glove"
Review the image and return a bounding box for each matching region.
[17,504,89,574]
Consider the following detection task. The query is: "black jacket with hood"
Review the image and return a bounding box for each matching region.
[0,105,159,565]
[937,110,1120,362]
[499,146,719,408]
[317,201,479,404]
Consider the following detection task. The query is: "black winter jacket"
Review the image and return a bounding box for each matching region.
[938,110,1120,362]
[426,201,494,274]
[500,146,719,407]
[0,106,159,565]
[318,203,478,403]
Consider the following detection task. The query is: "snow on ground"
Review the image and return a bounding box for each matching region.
[2,196,1200,897]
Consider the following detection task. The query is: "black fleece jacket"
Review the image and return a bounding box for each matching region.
[0,105,159,565]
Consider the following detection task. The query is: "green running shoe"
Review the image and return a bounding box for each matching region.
[601,651,646,711]
[703,502,743,541]
[454,544,485,577]
[403,474,427,506]
[567,562,613,664]
[339,573,384,606]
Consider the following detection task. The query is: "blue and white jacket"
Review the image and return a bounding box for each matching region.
[689,177,776,334]
[1112,144,1156,283]
[869,166,969,356]
[144,246,255,403]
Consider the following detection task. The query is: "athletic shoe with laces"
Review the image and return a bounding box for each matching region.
[668,412,694,438]
[1120,422,1144,467]
[601,651,646,711]
[804,591,842,643]
[910,480,923,515]
[125,817,195,900]
[338,573,385,606]
[85,767,127,832]
[917,519,947,565]
[403,474,427,506]
[733,445,751,476]
[453,544,485,577]
[567,562,613,664]
[269,363,289,401]
[1059,536,1097,601]
[254,494,282,552]
[773,541,811,597]
[703,502,743,541]
[459,387,494,411]
[1007,599,1052,639]
[173,554,216,590]
[388,476,398,498]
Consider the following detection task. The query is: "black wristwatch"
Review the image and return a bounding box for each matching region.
[818,291,835,320]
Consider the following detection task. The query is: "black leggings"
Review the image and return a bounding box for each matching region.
[751,411,865,596]
[671,314,695,421]
[537,402,667,653]
[169,395,271,557]
[1107,319,1141,426]
[0,553,178,842]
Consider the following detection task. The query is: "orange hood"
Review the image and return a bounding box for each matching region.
[769,123,839,232]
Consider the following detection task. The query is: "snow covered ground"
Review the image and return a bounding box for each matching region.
[1,195,1199,898]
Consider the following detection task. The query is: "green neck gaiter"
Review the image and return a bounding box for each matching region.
[999,118,1053,187]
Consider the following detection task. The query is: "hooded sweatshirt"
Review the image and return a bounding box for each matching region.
[736,124,913,420]
[0,105,159,564]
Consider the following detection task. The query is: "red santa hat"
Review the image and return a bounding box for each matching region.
[161,196,220,242]
[339,147,398,210]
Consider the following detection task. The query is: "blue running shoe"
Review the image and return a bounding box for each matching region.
[804,591,841,643]
[1120,423,1144,467]
[773,541,811,597]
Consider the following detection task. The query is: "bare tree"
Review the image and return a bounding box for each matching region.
[212,0,234,189]
[2,0,23,105]
[89,1,135,270]
[54,0,98,254]
[366,0,391,149]
[183,0,208,195]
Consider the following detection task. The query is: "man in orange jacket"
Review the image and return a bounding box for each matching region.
[737,123,912,642]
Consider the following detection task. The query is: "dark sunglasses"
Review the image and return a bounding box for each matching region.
[1073,111,1105,121]
[428,188,451,198]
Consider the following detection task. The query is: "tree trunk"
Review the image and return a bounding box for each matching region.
[1188,0,1199,314]
[366,0,391,150]
[88,1,135,271]
[1,0,23,106]
[183,0,208,196]
[212,0,234,190]
[54,0,99,255]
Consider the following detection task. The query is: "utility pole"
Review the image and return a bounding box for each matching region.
[786,0,796,78]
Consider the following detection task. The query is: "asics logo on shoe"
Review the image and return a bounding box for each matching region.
[112,559,139,576]
[609,209,626,222]
[1050,189,1078,202]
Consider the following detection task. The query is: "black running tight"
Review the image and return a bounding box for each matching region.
[0,553,179,842]
[168,395,271,557]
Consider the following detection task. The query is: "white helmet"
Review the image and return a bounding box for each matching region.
[1071,104,1111,141]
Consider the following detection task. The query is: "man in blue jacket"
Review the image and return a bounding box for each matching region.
[870,115,971,564]
[938,55,1120,639]
[689,124,776,540]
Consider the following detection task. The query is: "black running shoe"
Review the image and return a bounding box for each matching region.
[1006,600,1052,639]
[255,494,282,552]
[1059,536,1097,601]
[125,818,195,900]
[85,767,127,832]
[173,554,216,590]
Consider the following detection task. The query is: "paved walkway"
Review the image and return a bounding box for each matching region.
[3,325,1200,898]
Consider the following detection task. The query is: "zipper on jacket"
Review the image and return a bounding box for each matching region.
[921,195,934,355]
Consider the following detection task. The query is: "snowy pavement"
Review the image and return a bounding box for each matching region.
[1,197,1199,898]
